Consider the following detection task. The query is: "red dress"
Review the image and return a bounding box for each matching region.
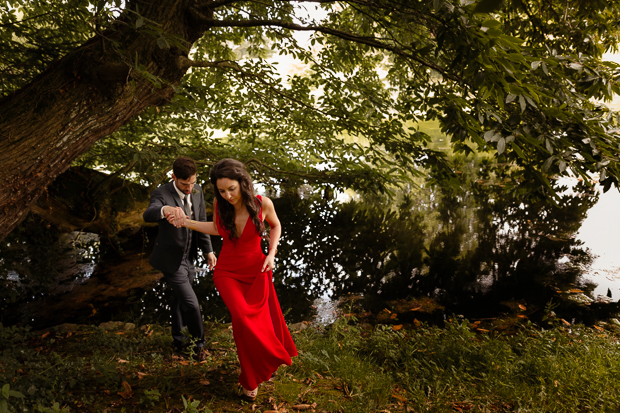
[213,196,298,390]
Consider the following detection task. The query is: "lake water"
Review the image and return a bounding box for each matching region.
[575,186,620,299]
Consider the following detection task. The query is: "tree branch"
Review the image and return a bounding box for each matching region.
[0,11,53,27]
[195,17,460,82]
[178,56,393,135]
[243,157,347,181]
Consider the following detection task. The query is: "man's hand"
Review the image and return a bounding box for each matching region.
[206,252,217,270]
[164,206,187,228]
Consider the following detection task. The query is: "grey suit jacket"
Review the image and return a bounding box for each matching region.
[143,181,213,274]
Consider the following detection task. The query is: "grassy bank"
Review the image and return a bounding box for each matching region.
[1,314,620,412]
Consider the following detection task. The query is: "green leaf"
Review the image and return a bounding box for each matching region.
[545,138,553,154]
[481,19,502,29]
[483,130,496,142]
[511,141,526,160]
[1,384,8,399]
[559,160,567,173]
[497,137,506,155]
[543,156,556,172]
[157,37,170,49]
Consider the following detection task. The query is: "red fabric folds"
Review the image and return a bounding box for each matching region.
[213,195,297,389]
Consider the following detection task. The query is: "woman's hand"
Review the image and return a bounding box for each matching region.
[164,206,188,228]
[261,253,275,272]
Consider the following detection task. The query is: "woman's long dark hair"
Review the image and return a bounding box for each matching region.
[210,159,267,242]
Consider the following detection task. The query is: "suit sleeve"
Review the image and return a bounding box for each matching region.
[143,186,166,222]
[195,190,214,254]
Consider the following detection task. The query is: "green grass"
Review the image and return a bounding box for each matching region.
[1,315,620,412]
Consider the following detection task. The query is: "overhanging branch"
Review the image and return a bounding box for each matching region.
[194,17,460,82]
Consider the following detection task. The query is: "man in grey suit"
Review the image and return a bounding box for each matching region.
[143,156,217,360]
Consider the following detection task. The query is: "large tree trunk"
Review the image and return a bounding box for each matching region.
[0,0,210,241]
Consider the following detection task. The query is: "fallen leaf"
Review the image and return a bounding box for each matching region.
[178,360,190,366]
[561,319,571,326]
[136,372,148,379]
[117,359,129,363]
[518,304,527,311]
[393,325,403,331]
[292,403,317,411]
[117,381,133,399]
[199,379,210,386]
[314,372,324,379]
[477,328,489,333]
[568,289,584,293]
[410,306,421,311]
[594,325,604,331]
[516,315,527,319]
[41,332,50,339]
[390,313,398,319]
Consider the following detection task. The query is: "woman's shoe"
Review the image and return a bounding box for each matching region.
[241,386,258,401]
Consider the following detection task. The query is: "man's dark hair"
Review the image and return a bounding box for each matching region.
[172,156,197,180]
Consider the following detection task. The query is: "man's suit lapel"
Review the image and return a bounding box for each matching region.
[166,182,183,208]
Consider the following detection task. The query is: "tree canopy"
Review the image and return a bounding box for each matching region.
[1,0,620,241]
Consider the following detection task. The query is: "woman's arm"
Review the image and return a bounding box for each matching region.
[261,196,281,272]
[167,206,220,236]
[184,219,220,236]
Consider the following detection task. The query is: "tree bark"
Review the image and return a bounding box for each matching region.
[0,0,212,241]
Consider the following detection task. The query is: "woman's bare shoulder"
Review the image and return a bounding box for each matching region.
[259,195,274,208]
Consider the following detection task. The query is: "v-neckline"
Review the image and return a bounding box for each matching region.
[237,213,251,237]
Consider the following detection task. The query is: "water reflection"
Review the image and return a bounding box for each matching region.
[3,171,620,329]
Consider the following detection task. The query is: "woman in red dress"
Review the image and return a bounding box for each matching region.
[170,158,297,401]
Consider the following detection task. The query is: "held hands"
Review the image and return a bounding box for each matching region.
[164,206,188,228]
